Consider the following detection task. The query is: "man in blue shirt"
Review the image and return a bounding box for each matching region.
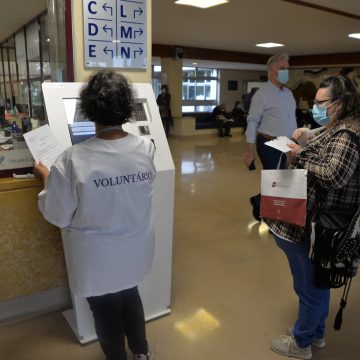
[244,53,297,221]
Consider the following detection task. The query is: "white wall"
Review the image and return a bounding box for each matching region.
[219,69,267,112]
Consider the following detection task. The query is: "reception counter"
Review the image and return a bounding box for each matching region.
[0,177,69,321]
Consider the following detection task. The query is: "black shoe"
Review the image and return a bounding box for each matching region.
[250,196,261,221]
[225,133,232,137]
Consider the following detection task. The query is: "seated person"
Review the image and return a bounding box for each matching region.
[213,104,233,137]
[232,101,246,130]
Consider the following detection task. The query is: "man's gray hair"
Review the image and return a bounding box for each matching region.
[267,53,289,68]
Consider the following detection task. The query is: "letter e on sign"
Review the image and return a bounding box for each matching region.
[89,45,96,58]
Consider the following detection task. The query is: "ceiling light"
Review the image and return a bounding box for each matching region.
[256,42,284,48]
[175,0,229,9]
[192,62,198,65]
[348,33,360,40]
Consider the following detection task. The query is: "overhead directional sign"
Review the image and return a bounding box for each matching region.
[83,0,147,69]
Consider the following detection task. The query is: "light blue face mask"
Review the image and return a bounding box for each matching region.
[312,100,336,126]
[312,105,329,126]
[277,69,289,84]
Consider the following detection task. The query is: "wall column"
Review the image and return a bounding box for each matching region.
[160,57,183,118]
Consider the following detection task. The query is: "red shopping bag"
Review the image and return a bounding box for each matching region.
[260,169,307,227]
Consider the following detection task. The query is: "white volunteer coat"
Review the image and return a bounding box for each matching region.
[38,134,156,297]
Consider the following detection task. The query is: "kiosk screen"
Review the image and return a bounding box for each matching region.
[63,98,95,144]
[132,102,148,122]
[63,99,148,144]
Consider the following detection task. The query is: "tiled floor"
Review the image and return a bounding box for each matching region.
[1,133,360,360]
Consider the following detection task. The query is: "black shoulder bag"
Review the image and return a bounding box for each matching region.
[310,129,360,330]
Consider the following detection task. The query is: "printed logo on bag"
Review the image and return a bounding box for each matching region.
[271,181,290,189]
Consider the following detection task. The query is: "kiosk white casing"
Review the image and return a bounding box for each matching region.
[42,82,174,343]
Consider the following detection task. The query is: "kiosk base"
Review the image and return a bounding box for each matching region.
[63,309,97,344]
[145,308,171,322]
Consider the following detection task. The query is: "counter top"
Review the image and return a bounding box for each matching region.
[0,177,42,191]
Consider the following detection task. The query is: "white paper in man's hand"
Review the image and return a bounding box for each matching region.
[265,136,296,153]
[23,124,63,168]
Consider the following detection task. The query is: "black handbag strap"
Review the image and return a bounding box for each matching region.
[317,128,360,207]
[313,128,360,330]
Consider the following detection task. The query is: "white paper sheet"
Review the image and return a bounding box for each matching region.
[265,136,296,153]
[23,124,63,168]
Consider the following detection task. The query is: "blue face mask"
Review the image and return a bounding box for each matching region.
[277,69,289,84]
[312,105,330,126]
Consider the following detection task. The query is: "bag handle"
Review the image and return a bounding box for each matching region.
[334,277,352,331]
[276,152,285,169]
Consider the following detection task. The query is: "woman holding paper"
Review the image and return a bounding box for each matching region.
[34,70,156,360]
[267,75,360,359]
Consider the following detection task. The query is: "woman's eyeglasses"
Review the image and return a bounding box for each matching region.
[313,99,333,107]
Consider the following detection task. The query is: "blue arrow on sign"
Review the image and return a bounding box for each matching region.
[103,46,114,57]
[103,2,113,16]
[134,7,143,18]
[134,28,143,38]
[103,24,113,37]
[134,47,143,58]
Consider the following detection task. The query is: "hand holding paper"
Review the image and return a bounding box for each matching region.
[286,143,302,165]
[33,161,50,183]
[265,136,296,153]
[23,124,63,169]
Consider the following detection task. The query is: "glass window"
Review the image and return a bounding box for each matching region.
[183,67,196,78]
[15,30,30,114]
[26,20,44,120]
[182,66,219,113]
[6,37,21,114]
[40,15,51,79]
[152,65,162,98]
[196,68,217,78]
[0,11,52,175]
[2,43,12,110]
[0,47,4,100]
[1,12,52,123]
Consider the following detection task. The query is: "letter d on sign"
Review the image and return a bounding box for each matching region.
[88,23,98,36]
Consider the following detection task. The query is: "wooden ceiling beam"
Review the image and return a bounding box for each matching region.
[152,44,270,64]
[153,44,360,67]
[280,0,360,21]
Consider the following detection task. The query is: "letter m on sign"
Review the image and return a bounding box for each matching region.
[120,26,132,39]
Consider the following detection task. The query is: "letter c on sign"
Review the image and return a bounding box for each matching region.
[88,1,97,14]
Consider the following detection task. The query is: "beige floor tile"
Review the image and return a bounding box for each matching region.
[1,133,360,359]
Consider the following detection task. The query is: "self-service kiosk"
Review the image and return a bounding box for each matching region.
[42,82,175,344]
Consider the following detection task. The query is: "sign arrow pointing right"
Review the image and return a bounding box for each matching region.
[134,47,143,58]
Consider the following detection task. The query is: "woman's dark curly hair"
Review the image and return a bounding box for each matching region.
[319,75,360,119]
[79,70,134,125]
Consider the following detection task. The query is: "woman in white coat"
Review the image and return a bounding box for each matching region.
[34,70,156,360]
